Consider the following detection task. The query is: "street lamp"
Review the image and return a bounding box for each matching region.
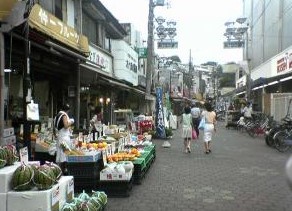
[223,17,251,102]
[145,0,165,100]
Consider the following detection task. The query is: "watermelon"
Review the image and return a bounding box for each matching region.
[0,159,6,168]
[92,190,107,207]
[78,190,90,202]
[88,197,102,210]
[78,201,96,211]
[3,145,19,165]
[11,163,34,191]
[61,202,78,211]
[33,165,56,190]
[0,147,8,163]
[45,162,62,182]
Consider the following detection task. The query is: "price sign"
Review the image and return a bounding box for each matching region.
[51,185,60,211]
[102,149,107,166]
[19,147,28,164]
[67,178,74,201]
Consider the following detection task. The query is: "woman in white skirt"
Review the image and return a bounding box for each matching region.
[182,106,193,153]
[201,102,217,154]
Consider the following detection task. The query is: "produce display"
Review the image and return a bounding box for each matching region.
[11,162,63,191]
[11,163,34,191]
[33,164,57,190]
[0,121,155,209]
[0,145,19,168]
[61,190,107,211]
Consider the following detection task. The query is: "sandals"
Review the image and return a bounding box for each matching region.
[205,149,211,154]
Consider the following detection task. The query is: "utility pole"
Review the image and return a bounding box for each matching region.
[188,49,192,99]
[145,0,155,100]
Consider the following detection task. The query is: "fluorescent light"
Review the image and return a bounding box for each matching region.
[267,81,279,86]
[252,86,260,91]
[4,69,11,73]
[236,91,246,96]
[280,76,292,82]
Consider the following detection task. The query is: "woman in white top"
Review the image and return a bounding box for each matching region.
[182,106,193,153]
[54,104,74,174]
[201,102,216,154]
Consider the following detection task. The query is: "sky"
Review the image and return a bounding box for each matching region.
[100,0,244,65]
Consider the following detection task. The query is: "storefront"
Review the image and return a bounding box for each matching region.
[1,3,89,158]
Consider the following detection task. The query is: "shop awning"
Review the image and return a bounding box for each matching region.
[252,71,292,90]
[80,63,146,95]
[1,3,89,57]
[28,4,89,56]
[0,0,18,21]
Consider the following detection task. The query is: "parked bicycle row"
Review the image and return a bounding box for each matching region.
[225,110,292,153]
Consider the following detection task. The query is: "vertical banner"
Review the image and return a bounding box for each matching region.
[155,87,166,138]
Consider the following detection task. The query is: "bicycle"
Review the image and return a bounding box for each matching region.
[273,126,292,152]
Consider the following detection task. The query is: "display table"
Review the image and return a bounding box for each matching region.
[132,144,156,184]
[0,163,21,193]
[66,151,103,193]
[99,169,133,198]
[7,176,73,211]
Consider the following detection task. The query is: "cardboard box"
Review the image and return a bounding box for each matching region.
[67,151,101,162]
[0,163,21,193]
[100,168,133,181]
[58,176,74,205]
[3,128,14,138]
[2,135,16,146]
[7,175,71,211]
[0,193,7,211]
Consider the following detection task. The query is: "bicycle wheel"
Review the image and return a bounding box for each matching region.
[274,131,290,152]
[265,128,277,147]
[247,126,256,138]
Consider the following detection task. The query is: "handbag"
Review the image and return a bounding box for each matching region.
[192,129,197,139]
[26,100,40,121]
[198,117,206,130]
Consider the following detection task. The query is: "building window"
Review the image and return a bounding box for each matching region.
[55,0,63,20]
[82,12,97,44]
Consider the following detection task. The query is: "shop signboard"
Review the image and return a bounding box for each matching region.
[223,40,244,49]
[157,40,178,49]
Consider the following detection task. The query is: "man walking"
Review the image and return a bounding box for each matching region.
[191,102,201,138]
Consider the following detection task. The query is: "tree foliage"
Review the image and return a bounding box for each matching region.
[169,55,181,63]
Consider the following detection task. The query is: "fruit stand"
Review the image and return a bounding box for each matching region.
[0,144,108,211]
[0,122,157,209]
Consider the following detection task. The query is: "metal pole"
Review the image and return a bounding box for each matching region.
[23,22,32,160]
[246,31,251,102]
[145,0,154,99]
[0,33,5,142]
[169,70,172,97]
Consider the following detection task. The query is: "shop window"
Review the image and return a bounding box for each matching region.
[82,12,97,44]
[55,0,63,20]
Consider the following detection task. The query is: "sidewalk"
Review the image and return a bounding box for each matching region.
[106,121,292,211]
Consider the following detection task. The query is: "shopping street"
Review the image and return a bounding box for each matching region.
[106,121,292,211]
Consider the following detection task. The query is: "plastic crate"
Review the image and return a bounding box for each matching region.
[74,176,99,194]
[132,163,146,185]
[34,152,56,165]
[67,160,103,179]
[98,178,133,197]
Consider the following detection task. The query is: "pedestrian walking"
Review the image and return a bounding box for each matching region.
[201,102,217,154]
[191,102,201,138]
[181,106,193,153]
[53,103,74,174]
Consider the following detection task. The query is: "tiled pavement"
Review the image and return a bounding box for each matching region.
[105,121,292,211]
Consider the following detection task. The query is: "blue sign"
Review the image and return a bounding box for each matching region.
[155,87,166,138]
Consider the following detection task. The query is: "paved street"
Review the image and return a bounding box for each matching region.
[106,121,292,211]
